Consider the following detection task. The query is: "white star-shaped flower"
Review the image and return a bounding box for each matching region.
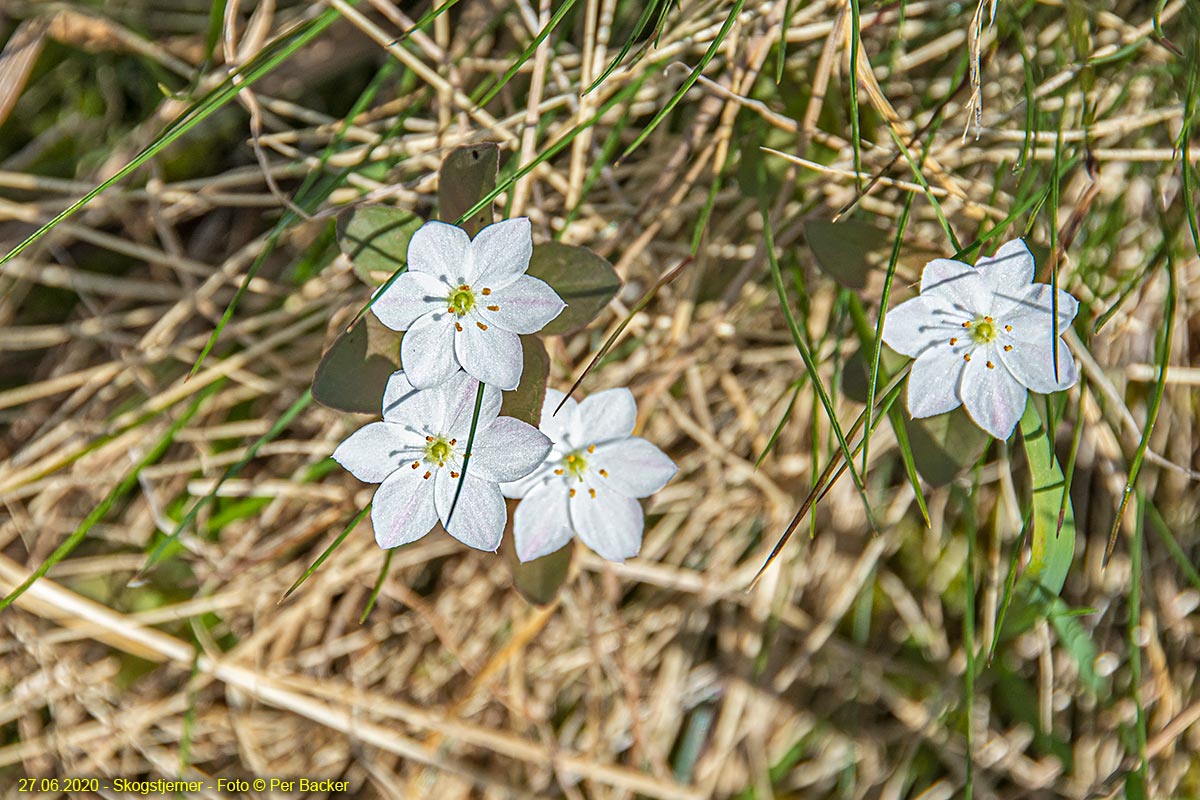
[882,238,1080,439]
[501,388,677,563]
[333,370,552,551]
[371,217,565,391]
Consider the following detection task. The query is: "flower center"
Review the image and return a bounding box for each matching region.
[447,285,476,316]
[424,434,455,466]
[968,315,997,345]
[564,450,588,480]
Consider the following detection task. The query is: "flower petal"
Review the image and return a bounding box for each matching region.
[959,354,1028,439]
[538,389,579,447]
[470,416,552,483]
[593,437,677,498]
[371,271,448,332]
[407,221,471,284]
[906,344,967,419]
[976,238,1035,288]
[998,334,1078,394]
[382,370,437,430]
[332,421,424,483]
[576,388,637,444]
[436,371,502,439]
[454,322,523,390]
[995,283,1079,338]
[513,483,575,562]
[477,275,565,334]
[569,486,644,562]
[882,295,963,358]
[467,218,532,289]
[500,464,555,499]
[920,258,988,316]
[371,467,439,549]
[434,471,506,551]
[401,311,460,389]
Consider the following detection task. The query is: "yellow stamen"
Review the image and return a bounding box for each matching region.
[476,321,488,330]
[554,468,564,475]
[962,321,971,328]
[986,361,994,369]
[411,462,420,469]
[569,488,576,498]
[963,353,971,362]
[587,444,595,454]
[451,472,459,478]
[949,337,958,345]
[481,287,492,295]
[588,488,596,498]
[487,305,499,311]
[455,322,463,332]
[422,471,431,480]
[1004,324,1013,332]
[1003,344,1013,352]
[599,469,608,477]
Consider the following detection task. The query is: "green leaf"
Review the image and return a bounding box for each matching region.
[503,509,572,606]
[1018,399,1076,599]
[501,335,550,427]
[312,315,401,414]
[902,408,991,487]
[526,241,621,335]
[439,142,499,236]
[337,205,422,285]
[806,219,890,290]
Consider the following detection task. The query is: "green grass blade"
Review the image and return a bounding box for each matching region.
[1,382,218,610]
[0,8,342,269]
[585,0,668,94]
[476,0,582,108]
[1104,254,1174,565]
[445,382,487,527]
[1017,400,1076,599]
[139,389,314,576]
[360,547,396,623]
[282,505,372,601]
[617,0,744,163]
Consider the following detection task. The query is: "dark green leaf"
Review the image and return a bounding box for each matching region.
[501,336,550,427]
[337,205,422,285]
[312,315,401,414]
[806,219,889,289]
[504,510,572,606]
[439,142,499,236]
[526,241,621,335]
[902,407,991,487]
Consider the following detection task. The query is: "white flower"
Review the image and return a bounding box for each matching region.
[371,217,565,391]
[501,388,677,563]
[882,238,1079,439]
[333,370,552,552]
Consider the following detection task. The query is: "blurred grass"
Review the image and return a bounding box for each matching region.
[1,1,1199,798]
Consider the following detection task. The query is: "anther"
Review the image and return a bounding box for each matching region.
[455,322,463,332]
[411,462,420,469]
[949,337,958,345]
[566,454,575,462]
[963,353,971,362]
[569,488,576,498]
[449,439,456,445]
[481,288,491,295]
[446,307,455,314]
[487,305,499,311]
[984,316,993,323]
[451,471,460,478]
[1004,324,1012,332]
[426,436,434,442]
[587,444,595,453]
[422,471,432,480]
[476,322,488,330]
[1003,344,1013,352]
[986,361,995,369]
[962,321,971,328]
[599,469,608,477]
[459,284,469,290]
[554,468,564,475]
[589,488,596,498]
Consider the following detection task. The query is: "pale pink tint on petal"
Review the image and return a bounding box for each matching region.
[470,417,552,484]
[434,471,506,551]
[513,483,574,562]
[371,272,448,332]
[592,437,677,498]
[332,422,424,483]
[371,467,439,548]
[477,275,565,334]
[401,312,460,389]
